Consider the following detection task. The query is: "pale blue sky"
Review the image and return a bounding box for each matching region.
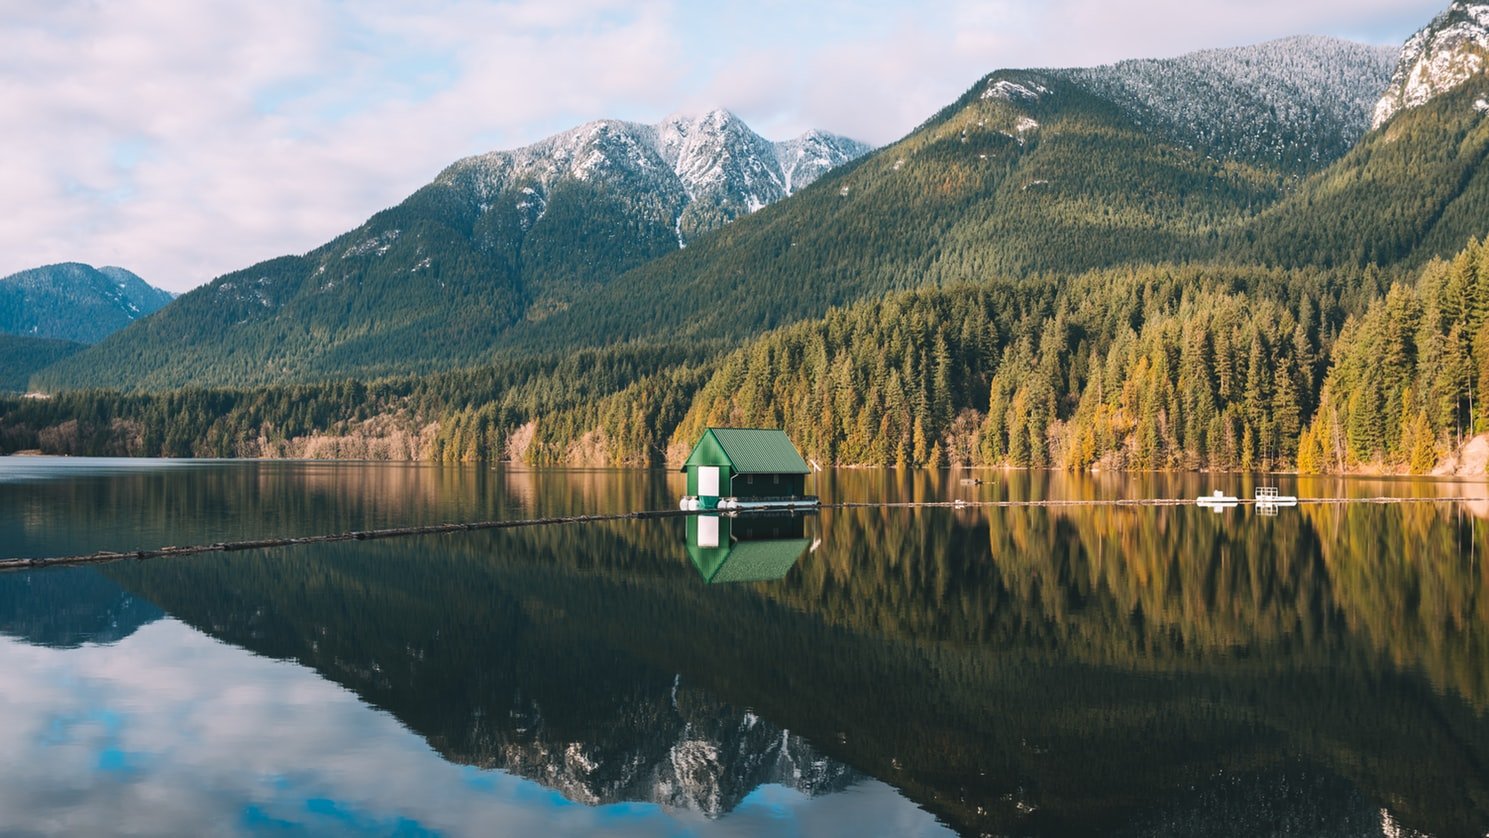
[0,0,1450,292]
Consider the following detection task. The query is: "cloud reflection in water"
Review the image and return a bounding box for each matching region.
[0,619,951,836]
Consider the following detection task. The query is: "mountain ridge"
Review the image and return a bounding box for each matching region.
[1051,35,1396,171]
[10,7,1489,476]
[491,35,1400,358]
[445,109,873,247]
[33,111,869,390]
[0,263,173,345]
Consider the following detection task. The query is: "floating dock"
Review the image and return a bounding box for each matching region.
[680,495,820,512]
[1196,490,1240,511]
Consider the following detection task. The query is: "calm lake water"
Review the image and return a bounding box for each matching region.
[2,458,1487,837]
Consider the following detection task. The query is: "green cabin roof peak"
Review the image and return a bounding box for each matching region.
[680,428,810,475]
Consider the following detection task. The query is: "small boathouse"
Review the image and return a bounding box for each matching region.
[679,428,813,510]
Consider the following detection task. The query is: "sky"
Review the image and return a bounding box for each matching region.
[0,0,1451,293]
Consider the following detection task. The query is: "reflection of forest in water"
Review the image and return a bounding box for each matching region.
[3,464,1488,835]
[0,461,681,559]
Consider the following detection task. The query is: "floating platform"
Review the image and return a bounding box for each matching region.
[680,496,821,512]
[1196,490,1240,509]
[1195,487,1300,513]
[1254,486,1298,507]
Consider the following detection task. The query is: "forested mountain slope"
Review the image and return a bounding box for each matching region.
[1240,4,1489,269]
[37,39,1393,391]
[0,335,84,394]
[1243,75,1489,267]
[35,112,868,391]
[498,37,1398,356]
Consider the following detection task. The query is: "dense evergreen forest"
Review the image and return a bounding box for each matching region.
[5,239,1489,473]
[0,335,82,393]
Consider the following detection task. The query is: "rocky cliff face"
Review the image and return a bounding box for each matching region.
[1373,1,1489,128]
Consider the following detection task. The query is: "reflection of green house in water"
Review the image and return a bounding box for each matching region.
[687,514,813,584]
[679,428,815,511]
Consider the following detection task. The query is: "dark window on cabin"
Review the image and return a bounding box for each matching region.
[773,474,780,484]
[747,475,753,485]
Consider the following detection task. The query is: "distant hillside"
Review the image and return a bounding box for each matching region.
[0,263,172,344]
[36,111,869,390]
[35,38,1401,391]
[10,6,1489,476]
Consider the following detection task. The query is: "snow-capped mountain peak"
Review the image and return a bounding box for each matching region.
[441,110,873,246]
[775,128,875,195]
[1373,1,1489,128]
[656,108,784,209]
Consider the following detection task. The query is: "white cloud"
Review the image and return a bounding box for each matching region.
[0,0,1448,292]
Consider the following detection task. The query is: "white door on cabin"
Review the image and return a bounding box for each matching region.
[698,466,721,497]
[698,516,720,548]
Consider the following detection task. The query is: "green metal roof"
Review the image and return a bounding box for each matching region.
[683,428,810,474]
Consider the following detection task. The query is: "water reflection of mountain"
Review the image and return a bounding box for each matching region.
[498,686,855,816]
[69,468,1489,836]
[0,566,162,648]
[98,526,857,819]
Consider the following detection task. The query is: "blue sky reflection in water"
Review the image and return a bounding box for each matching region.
[0,620,949,836]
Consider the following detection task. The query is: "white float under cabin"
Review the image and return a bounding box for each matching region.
[679,428,818,511]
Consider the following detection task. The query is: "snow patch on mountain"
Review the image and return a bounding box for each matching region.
[982,78,1050,103]
[1050,36,1396,168]
[1373,1,1489,128]
[342,229,400,260]
[776,129,869,194]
